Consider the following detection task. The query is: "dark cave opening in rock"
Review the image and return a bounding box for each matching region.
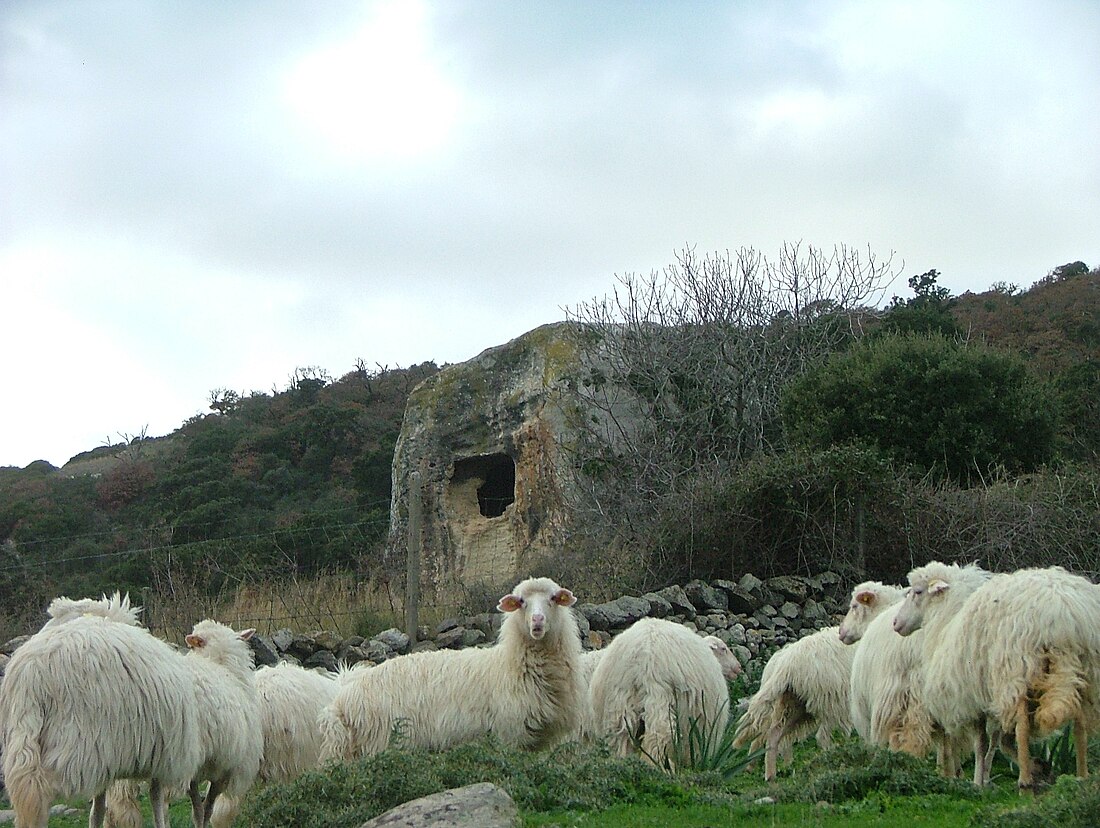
[453,453,516,518]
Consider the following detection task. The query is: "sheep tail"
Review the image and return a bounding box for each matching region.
[3,703,51,828]
[104,780,144,828]
[1033,649,1086,735]
[640,685,678,767]
[317,704,354,763]
[732,688,779,749]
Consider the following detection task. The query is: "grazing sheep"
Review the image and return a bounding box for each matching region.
[589,618,731,768]
[207,662,338,828]
[182,620,264,827]
[733,626,856,781]
[0,615,202,828]
[893,562,1100,789]
[319,576,583,760]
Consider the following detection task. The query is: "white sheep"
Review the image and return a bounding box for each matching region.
[207,662,338,828]
[319,576,583,760]
[839,581,971,777]
[732,626,855,781]
[0,614,203,828]
[588,618,731,768]
[893,562,1100,789]
[181,619,265,827]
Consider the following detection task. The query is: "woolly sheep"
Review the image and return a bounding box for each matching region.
[893,562,1100,789]
[181,619,264,827]
[572,632,739,745]
[732,626,855,781]
[589,618,731,768]
[319,576,582,760]
[206,661,339,828]
[839,581,970,777]
[0,614,202,828]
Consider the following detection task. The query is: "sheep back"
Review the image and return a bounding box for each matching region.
[0,616,202,802]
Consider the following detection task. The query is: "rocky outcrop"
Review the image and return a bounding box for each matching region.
[384,322,645,597]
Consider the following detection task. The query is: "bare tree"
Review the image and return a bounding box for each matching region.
[558,243,898,586]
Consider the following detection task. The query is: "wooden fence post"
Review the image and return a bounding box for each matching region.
[406,471,423,643]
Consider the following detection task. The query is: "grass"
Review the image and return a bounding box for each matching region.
[15,735,1097,828]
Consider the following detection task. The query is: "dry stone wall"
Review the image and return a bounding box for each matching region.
[0,571,850,680]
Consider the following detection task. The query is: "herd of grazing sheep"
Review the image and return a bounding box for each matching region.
[1,561,1098,826]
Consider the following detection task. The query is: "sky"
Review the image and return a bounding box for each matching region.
[2,0,1098,469]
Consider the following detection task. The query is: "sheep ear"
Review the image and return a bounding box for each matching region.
[185,633,204,649]
[498,594,523,613]
[928,579,950,596]
[239,628,256,641]
[856,590,875,605]
[551,589,576,607]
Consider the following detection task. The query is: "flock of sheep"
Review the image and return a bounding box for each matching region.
[734,561,1100,791]
[1,561,1097,827]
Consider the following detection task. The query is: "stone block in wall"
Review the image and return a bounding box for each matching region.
[653,584,697,620]
[738,573,763,593]
[248,634,280,667]
[460,629,487,648]
[303,650,337,672]
[801,598,828,625]
[311,630,343,652]
[272,628,294,652]
[719,583,762,615]
[285,634,318,661]
[375,628,411,655]
[579,596,650,632]
[779,601,800,620]
[436,627,467,649]
[435,617,463,636]
[642,592,672,618]
[684,580,728,612]
[766,575,810,603]
[337,643,372,666]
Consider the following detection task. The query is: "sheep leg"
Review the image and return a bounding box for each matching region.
[764,724,782,782]
[149,778,169,828]
[190,780,206,828]
[88,791,106,828]
[1074,720,1088,779]
[973,728,989,787]
[203,778,226,827]
[1015,696,1033,792]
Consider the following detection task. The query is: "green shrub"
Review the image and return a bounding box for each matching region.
[245,738,695,828]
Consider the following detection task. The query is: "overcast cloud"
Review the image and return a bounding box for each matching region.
[2,0,1098,468]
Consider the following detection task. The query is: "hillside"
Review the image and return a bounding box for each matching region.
[0,263,1096,636]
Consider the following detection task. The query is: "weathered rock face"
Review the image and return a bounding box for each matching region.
[385,322,640,596]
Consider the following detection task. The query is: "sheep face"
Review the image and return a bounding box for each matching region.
[838,582,894,645]
[703,635,743,680]
[892,579,948,637]
[498,577,575,641]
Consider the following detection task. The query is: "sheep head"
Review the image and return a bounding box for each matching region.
[703,635,743,680]
[838,581,902,645]
[498,577,575,641]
